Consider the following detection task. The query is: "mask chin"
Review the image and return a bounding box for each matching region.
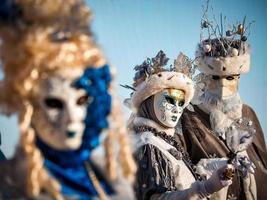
[32,101,85,151]
[153,90,183,128]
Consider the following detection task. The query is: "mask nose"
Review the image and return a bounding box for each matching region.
[64,102,86,124]
[218,87,229,99]
[171,105,179,114]
[219,78,228,86]
[64,106,75,124]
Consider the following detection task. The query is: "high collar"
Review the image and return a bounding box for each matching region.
[133,117,175,137]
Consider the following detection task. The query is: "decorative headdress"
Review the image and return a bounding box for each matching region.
[124,50,195,110]
[195,1,253,76]
[0,0,135,199]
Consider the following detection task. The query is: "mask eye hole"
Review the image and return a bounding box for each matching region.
[212,75,220,80]
[226,76,234,80]
[178,100,185,107]
[165,96,176,105]
[44,98,63,109]
[77,95,90,106]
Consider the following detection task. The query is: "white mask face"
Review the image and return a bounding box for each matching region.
[32,68,91,150]
[206,75,240,99]
[153,89,185,128]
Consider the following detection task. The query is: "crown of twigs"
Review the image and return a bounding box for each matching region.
[199,0,254,57]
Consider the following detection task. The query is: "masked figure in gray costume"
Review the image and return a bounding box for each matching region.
[125,51,234,200]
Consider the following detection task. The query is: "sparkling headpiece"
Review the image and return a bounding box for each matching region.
[198,0,253,58]
[124,50,195,110]
[133,50,170,87]
[174,52,196,79]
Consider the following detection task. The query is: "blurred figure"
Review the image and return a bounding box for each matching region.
[0,0,135,199]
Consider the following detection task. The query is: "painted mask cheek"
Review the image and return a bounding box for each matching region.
[177,105,184,115]
[162,100,173,111]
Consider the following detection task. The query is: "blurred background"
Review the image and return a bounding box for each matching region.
[1,0,266,158]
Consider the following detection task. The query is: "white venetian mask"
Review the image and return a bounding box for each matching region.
[206,75,240,99]
[153,89,185,128]
[32,68,91,150]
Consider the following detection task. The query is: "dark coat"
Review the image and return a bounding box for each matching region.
[135,144,176,200]
[181,104,267,200]
[0,150,5,161]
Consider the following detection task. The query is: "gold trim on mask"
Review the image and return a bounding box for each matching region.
[167,89,185,103]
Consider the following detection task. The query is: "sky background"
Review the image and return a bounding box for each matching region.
[0,0,266,158]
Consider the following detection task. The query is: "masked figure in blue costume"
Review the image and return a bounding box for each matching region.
[0,0,136,199]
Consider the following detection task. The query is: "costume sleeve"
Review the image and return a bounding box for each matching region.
[135,144,176,200]
[135,144,210,200]
[243,105,267,167]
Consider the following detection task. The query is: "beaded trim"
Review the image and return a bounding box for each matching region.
[135,125,202,181]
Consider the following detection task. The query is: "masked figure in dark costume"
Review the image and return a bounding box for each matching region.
[181,11,267,200]
[126,51,234,200]
[0,0,135,199]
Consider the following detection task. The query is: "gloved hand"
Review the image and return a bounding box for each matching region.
[203,164,234,195]
[150,164,234,200]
